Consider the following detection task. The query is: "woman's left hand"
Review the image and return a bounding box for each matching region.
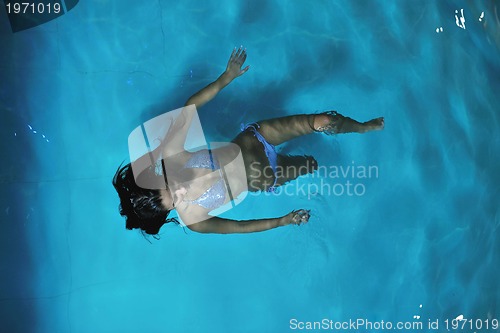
[225,46,250,80]
[282,209,311,226]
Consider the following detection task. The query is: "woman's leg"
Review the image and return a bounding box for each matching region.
[252,114,315,146]
[255,112,384,146]
[275,154,318,187]
[231,132,318,191]
[235,111,384,191]
[314,111,384,136]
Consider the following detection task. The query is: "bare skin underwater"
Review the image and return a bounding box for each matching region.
[167,47,384,233]
[113,46,384,236]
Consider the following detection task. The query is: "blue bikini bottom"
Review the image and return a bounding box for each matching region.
[240,123,278,192]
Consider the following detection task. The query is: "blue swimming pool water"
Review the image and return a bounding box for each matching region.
[1,1,499,332]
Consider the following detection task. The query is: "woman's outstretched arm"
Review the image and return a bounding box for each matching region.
[162,47,249,156]
[186,209,310,234]
[185,46,250,109]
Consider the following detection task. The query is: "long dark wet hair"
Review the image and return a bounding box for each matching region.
[112,162,179,239]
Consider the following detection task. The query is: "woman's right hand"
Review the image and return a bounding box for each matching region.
[281,209,311,226]
[224,46,250,81]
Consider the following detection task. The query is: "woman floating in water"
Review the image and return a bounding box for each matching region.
[113,47,384,236]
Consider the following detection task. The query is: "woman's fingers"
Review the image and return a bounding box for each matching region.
[291,209,311,225]
[230,47,237,59]
[230,46,246,63]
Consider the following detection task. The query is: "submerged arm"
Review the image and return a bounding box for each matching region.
[162,47,249,156]
[185,46,250,109]
[186,209,310,234]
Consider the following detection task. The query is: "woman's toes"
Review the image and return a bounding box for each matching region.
[375,117,384,130]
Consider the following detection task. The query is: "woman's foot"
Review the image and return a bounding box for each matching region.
[361,117,384,133]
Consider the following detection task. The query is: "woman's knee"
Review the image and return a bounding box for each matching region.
[313,114,332,131]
